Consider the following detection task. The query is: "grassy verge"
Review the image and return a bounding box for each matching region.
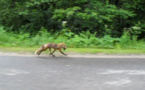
[0,46,145,55]
[0,26,145,55]
[68,48,145,54]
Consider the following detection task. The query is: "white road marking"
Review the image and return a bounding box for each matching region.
[99,69,145,75]
[104,78,131,86]
[0,69,29,76]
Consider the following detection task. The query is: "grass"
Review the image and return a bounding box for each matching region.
[0,26,145,55]
[0,46,145,55]
[68,48,145,54]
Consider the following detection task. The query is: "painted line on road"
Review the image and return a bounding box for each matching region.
[104,77,132,86]
[0,68,30,76]
[99,69,145,75]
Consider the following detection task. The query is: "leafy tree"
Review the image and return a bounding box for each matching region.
[0,0,144,38]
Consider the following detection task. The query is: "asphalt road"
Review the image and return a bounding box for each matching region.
[0,55,145,90]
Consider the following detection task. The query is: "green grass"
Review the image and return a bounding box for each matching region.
[68,48,145,54]
[0,26,145,55]
[0,46,145,55]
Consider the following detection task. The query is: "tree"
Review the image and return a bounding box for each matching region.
[0,0,144,38]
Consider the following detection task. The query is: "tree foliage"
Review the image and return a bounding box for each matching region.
[0,0,145,38]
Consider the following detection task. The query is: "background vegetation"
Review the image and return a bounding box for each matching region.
[0,0,145,51]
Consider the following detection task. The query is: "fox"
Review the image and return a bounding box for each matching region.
[35,43,67,57]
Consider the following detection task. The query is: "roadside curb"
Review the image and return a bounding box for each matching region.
[68,55,145,58]
[1,52,145,58]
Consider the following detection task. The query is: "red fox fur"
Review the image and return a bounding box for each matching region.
[35,43,67,57]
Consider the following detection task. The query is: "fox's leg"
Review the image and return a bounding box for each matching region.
[36,46,45,55]
[38,50,43,55]
[38,51,41,55]
[59,49,67,56]
[49,48,52,55]
[50,49,56,57]
[38,48,47,55]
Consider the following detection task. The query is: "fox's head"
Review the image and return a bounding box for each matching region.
[59,43,67,50]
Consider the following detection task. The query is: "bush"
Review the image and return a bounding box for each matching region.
[0,26,145,49]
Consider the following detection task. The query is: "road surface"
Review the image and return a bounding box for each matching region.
[0,55,145,90]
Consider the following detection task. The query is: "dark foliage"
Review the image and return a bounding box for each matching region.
[0,0,145,38]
